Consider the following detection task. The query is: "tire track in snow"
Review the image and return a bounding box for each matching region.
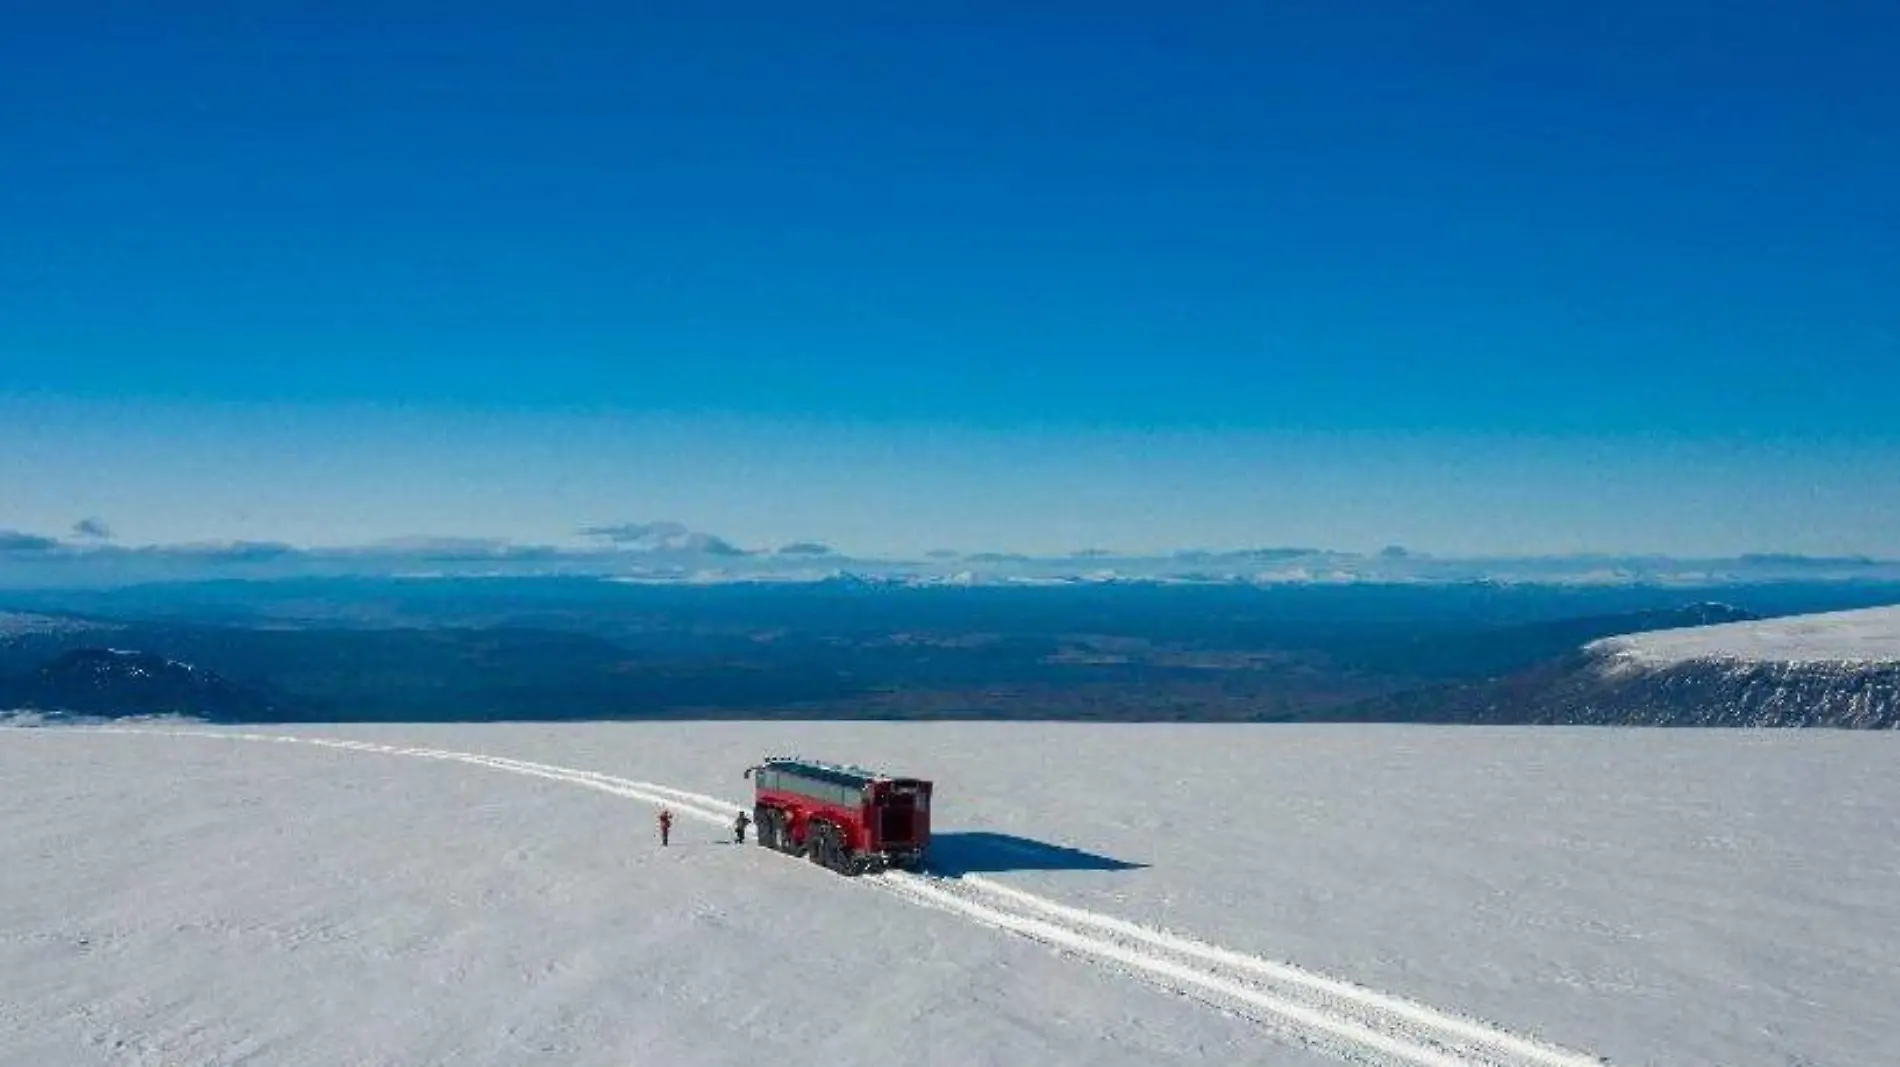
[873,871,1465,1067]
[948,875,1599,1067]
[89,728,742,824]
[64,727,1605,1067]
[875,872,1602,1067]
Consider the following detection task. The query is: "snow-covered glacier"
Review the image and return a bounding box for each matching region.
[6,720,1900,1067]
[1574,605,1900,727]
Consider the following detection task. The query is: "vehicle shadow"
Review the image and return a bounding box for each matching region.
[924,831,1147,876]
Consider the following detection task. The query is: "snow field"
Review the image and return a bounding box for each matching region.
[1590,604,1900,666]
[80,727,1603,1067]
[7,721,1898,1067]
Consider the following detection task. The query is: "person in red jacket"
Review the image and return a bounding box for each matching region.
[658,808,673,847]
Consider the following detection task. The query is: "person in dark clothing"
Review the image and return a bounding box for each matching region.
[658,808,673,847]
[733,811,750,845]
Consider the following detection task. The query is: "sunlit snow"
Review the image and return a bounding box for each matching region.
[5,722,1896,1066]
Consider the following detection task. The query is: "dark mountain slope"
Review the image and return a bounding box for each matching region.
[1332,606,1900,728]
[0,648,278,719]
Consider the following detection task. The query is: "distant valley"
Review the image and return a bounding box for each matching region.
[5,578,1899,726]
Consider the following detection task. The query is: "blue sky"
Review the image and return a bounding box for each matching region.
[4,4,1898,555]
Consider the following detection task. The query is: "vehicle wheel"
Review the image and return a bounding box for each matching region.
[823,832,856,875]
[755,809,776,850]
[833,841,859,876]
[808,825,831,866]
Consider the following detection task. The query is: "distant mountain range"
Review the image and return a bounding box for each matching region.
[4,522,1900,590]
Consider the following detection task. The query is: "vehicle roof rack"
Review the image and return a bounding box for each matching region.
[761,754,895,785]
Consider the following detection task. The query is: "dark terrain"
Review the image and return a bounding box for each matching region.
[4,578,1899,724]
[1342,645,1900,728]
[1,649,277,720]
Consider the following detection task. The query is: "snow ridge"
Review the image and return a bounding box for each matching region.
[72,726,1605,1067]
[1588,605,1900,667]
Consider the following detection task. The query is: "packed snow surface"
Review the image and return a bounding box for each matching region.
[4,722,1897,1067]
[1590,604,1900,666]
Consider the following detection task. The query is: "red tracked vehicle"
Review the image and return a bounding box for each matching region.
[744,757,932,875]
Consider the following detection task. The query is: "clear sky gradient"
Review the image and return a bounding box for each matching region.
[4,4,1897,555]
